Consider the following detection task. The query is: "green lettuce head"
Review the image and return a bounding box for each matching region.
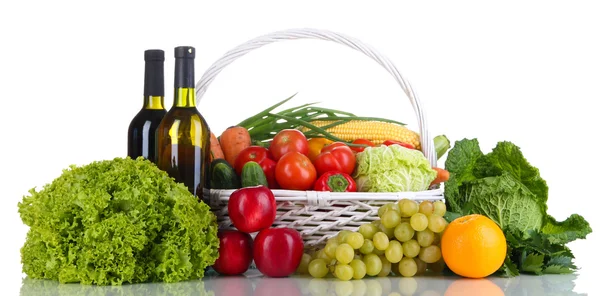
[354,145,437,192]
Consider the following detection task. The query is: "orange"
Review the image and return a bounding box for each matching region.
[441,214,506,278]
[444,278,504,296]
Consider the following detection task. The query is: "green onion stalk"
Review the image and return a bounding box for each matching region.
[235,94,450,160]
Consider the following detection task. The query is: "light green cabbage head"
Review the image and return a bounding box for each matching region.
[353,145,437,192]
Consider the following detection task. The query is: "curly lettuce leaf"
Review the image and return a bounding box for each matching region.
[354,145,437,192]
[18,157,219,285]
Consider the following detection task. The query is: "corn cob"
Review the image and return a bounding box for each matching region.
[301,120,421,149]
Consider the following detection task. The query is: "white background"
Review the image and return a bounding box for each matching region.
[1,0,598,294]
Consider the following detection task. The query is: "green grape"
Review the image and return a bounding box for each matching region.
[414,258,427,275]
[416,229,435,247]
[296,253,312,274]
[427,214,447,233]
[346,232,365,249]
[337,230,353,243]
[377,256,392,277]
[381,210,401,229]
[372,247,385,256]
[336,243,355,264]
[397,257,417,277]
[324,239,339,258]
[363,253,383,276]
[377,203,398,217]
[308,259,329,278]
[316,249,332,263]
[359,239,375,254]
[373,232,390,250]
[433,201,447,216]
[384,240,403,263]
[418,200,434,216]
[419,245,442,263]
[410,213,428,231]
[394,222,415,242]
[334,281,353,296]
[399,199,419,217]
[378,223,395,239]
[402,239,421,258]
[350,258,367,280]
[335,264,354,281]
[358,223,379,240]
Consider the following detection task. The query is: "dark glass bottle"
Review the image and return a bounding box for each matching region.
[156,46,211,197]
[127,49,167,163]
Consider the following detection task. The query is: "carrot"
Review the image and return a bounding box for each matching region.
[431,167,450,185]
[219,126,251,165]
[210,132,225,161]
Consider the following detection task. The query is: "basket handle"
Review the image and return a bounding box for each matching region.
[195,28,437,166]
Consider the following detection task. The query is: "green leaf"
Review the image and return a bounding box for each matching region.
[521,252,545,275]
[444,138,484,212]
[463,173,545,232]
[474,141,549,208]
[542,214,593,244]
[497,256,520,277]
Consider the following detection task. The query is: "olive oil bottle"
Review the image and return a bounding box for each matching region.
[156,46,211,197]
[127,49,167,163]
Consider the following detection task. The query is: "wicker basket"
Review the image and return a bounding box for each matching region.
[196,28,443,247]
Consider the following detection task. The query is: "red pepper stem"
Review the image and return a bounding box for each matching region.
[327,174,350,192]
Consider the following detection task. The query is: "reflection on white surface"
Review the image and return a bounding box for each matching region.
[20,270,585,296]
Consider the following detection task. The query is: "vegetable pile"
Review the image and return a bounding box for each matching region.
[444,139,592,276]
[18,157,219,285]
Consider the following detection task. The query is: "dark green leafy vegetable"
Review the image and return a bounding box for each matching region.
[18,157,220,285]
[444,139,592,276]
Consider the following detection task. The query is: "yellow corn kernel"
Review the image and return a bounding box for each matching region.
[303,120,421,149]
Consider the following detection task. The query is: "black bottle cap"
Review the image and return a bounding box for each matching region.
[144,49,165,62]
[174,46,195,59]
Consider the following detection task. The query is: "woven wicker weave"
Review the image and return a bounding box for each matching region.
[196,28,443,247]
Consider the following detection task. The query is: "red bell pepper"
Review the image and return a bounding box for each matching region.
[383,140,415,150]
[313,142,356,176]
[314,171,357,192]
[350,139,375,153]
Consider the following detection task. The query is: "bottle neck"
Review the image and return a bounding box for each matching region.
[173,55,196,108]
[173,88,196,108]
[143,59,164,99]
[143,95,165,110]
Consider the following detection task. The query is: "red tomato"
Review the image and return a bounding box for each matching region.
[350,138,375,153]
[259,158,279,189]
[212,230,253,275]
[234,146,271,175]
[270,129,309,161]
[275,152,317,190]
[228,186,277,233]
[313,142,356,176]
[253,228,304,277]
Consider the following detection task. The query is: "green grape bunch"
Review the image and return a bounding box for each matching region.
[296,199,449,281]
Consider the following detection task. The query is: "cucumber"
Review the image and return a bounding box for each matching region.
[210,159,241,189]
[241,161,268,187]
